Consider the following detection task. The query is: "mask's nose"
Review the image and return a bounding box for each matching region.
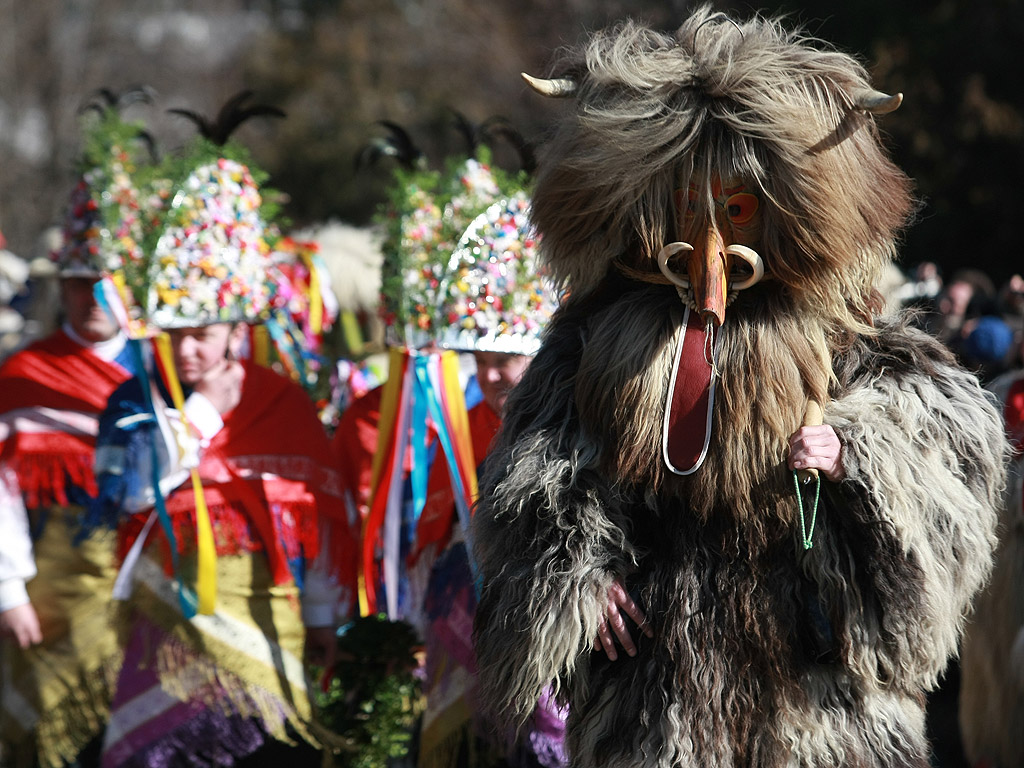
[686,224,730,327]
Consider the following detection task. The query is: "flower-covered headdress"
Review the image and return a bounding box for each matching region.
[374,120,533,348]
[56,88,158,279]
[96,91,286,331]
[434,193,559,355]
[143,151,275,328]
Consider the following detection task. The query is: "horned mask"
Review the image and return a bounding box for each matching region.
[521,9,910,475]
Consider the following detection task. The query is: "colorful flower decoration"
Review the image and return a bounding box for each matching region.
[146,158,273,328]
[434,193,560,355]
[378,150,528,348]
[56,111,158,279]
[268,236,339,341]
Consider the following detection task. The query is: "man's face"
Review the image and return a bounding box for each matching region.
[60,277,118,343]
[473,351,532,415]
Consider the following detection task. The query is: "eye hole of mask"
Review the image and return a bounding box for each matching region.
[725,192,759,226]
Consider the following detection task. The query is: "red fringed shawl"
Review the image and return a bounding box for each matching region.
[119,363,358,591]
[0,330,131,507]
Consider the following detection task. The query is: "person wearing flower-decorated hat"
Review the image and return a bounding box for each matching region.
[411,192,565,768]
[0,105,143,768]
[87,98,357,768]
[331,146,522,596]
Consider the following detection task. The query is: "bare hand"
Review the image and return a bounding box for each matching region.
[788,425,845,482]
[593,580,653,661]
[304,625,337,670]
[0,603,42,648]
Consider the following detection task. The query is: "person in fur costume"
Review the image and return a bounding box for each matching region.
[470,9,1007,768]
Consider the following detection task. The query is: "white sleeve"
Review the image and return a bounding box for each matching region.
[118,392,225,513]
[301,519,346,628]
[0,464,35,611]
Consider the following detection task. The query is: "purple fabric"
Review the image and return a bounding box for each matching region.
[110,710,267,768]
[101,615,275,768]
[423,544,569,768]
[424,542,479,674]
[526,688,569,768]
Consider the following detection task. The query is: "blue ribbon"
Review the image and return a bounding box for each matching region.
[414,358,478,584]
[409,356,431,523]
[128,338,197,618]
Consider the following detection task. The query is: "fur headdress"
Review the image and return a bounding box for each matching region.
[526,6,913,338]
[518,7,916,513]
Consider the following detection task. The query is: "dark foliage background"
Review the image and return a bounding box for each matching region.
[1,0,1020,284]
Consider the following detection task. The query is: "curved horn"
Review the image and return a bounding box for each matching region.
[724,245,764,290]
[521,72,578,98]
[851,88,903,114]
[657,242,695,289]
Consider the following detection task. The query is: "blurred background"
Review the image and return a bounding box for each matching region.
[1,0,1021,283]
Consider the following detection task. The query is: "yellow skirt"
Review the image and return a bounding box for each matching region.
[0,508,121,768]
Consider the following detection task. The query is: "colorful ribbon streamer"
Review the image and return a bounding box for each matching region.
[125,338,196,618]
[359,348,479,618]
[252,324,271,368]
[299,250,324,336]
[152,333,217,616]
[360,348,409,616]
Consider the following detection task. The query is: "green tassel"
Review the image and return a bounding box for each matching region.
[792,471,821,550]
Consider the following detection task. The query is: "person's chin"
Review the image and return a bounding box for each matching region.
[76,318,118,342]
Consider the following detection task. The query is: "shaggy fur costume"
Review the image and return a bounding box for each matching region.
[472,9,1006,768]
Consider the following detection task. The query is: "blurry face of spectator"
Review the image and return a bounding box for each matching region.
[168,323,244,386]
[939,281,974,318]
[60,276,118,343]
[473,351,532,415]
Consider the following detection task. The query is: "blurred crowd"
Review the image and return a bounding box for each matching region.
[883,262,1024,385]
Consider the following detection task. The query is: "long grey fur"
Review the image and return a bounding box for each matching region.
[471,7,1007,767]
[473,304,1006,768]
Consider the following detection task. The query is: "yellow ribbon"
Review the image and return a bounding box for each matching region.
[153,333,217,615]
[340,311,365,358]
[440,351,478,501]
[252,324,270,368]
[299,252,324,336]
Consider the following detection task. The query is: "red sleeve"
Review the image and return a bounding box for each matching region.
[331,386,384,519]
[1005,377,1024,452]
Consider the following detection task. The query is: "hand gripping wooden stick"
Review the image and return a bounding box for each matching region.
[796,398,823,484]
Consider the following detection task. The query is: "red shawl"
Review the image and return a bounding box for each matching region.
[121,362,358,591]
[0,330,131,507]
[331,385,421,519]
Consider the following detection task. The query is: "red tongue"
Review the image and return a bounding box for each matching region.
[663,307,717,474]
